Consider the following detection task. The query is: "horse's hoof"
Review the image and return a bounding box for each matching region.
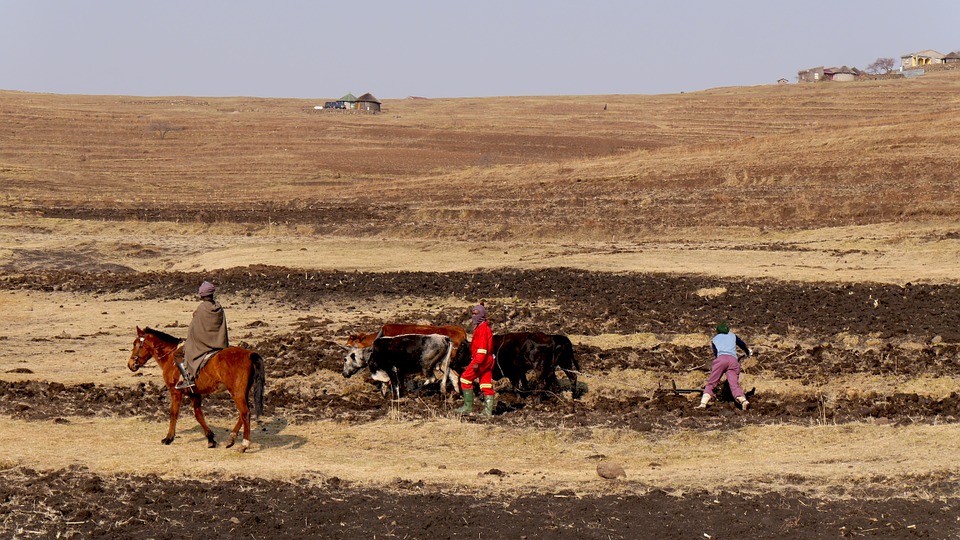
[225,436,236,449]
[207,440,218,449]
[161,437,174,445]
[238,445,248,453]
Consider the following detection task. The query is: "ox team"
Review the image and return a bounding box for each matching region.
[337,300,753,414]
[177,282,755,414]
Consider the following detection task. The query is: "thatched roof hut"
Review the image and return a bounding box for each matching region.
[356,93,381,113]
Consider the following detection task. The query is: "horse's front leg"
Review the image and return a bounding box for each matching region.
[162,389,183,445]
[189,394,217,448]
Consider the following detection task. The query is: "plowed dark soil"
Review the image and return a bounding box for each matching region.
[4,266,960,427]
[5,265,960,338]
[2,466,955,539]
[3,267,960,538]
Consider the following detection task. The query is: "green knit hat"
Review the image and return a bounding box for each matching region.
[716,321,730,334]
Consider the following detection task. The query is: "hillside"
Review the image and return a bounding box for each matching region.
[2,72,959,241]
[4,71,960,540]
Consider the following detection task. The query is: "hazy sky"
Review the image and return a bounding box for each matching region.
[2,0,957,99]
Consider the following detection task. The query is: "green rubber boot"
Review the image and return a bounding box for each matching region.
[454,389,475,414]
[480,394,496,417]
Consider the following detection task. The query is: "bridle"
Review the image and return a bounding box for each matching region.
[130,335,180,371]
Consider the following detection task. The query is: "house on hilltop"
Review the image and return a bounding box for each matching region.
[356,93,381,112]
[338,92,358,110]
[318,92,381,112]
[823,66,862,81]
[797,65,862,83]
[797,66,824,82]
[900,50,945,69]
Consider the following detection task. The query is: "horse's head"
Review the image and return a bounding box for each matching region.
[128,326,153,372]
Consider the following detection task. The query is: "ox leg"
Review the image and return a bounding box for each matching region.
[162,389,184,445]
[564,369,581,399]
[545,367,561,396]
[447,369,461,394]
[513,372,531,397]
[392,367,402,401]
[189,394,217,448]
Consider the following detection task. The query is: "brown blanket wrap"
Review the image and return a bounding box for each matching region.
[183,299,229,378]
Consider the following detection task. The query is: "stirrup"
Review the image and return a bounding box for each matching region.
[175,378,196,390]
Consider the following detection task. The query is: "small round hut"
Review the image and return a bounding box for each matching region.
[356,93,381,113]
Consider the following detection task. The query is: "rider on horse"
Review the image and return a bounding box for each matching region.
[176,281,229,390]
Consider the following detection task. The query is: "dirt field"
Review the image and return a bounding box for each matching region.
[2,74,960,538]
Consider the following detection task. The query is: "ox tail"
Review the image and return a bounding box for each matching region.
[440,339,455,394]
[249,353,266,420]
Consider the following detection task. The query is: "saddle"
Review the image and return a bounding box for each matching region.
[185,349,221,380]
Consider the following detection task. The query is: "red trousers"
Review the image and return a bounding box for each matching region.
[460,356,495,396]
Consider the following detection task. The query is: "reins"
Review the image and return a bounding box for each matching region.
[133,335,183,368]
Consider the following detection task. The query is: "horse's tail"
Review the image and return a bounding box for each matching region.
[249,353,266,420]
[440,338,454,394]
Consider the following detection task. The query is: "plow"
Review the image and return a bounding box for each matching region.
[666,380,702,396]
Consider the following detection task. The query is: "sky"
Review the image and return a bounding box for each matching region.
[1,0,958,100]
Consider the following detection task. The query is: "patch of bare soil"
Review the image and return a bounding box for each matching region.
[4,265,960,339]
[1,466,955,539]
[0,201,399,236]
[2,375,959,434]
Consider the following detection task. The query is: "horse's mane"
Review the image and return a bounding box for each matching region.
[144,327,184,344]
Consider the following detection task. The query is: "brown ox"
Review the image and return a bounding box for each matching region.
[345,324,467,351]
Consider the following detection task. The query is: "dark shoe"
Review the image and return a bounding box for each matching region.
[175,362,195,390]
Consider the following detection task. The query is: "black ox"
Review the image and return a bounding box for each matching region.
[450,332,582,399]
[342,333,458,399]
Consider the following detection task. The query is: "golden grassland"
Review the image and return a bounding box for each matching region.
[2,74,960,496]
[2,71,960,241]
[1,416,956,498]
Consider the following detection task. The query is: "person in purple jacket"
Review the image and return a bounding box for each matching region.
[696,321,752,410]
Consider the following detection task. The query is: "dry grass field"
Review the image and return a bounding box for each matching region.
[2,72,960,537]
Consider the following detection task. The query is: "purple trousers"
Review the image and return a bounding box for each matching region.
[704,354,744,399]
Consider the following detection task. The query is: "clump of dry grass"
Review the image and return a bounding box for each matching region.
[2,416,954,499]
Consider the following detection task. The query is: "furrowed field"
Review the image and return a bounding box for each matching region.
[1,71,960,538]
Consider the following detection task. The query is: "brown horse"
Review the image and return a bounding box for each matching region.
[127,326,265,452]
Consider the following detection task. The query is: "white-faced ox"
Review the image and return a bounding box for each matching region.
[342,333,459,399]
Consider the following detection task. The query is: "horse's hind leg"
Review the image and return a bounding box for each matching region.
[226,393,251,452]
[190,395,217,448]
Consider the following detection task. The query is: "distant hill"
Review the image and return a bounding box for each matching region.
[1,70,958,240]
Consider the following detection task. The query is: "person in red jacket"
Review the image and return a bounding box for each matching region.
[455,301,496,416]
